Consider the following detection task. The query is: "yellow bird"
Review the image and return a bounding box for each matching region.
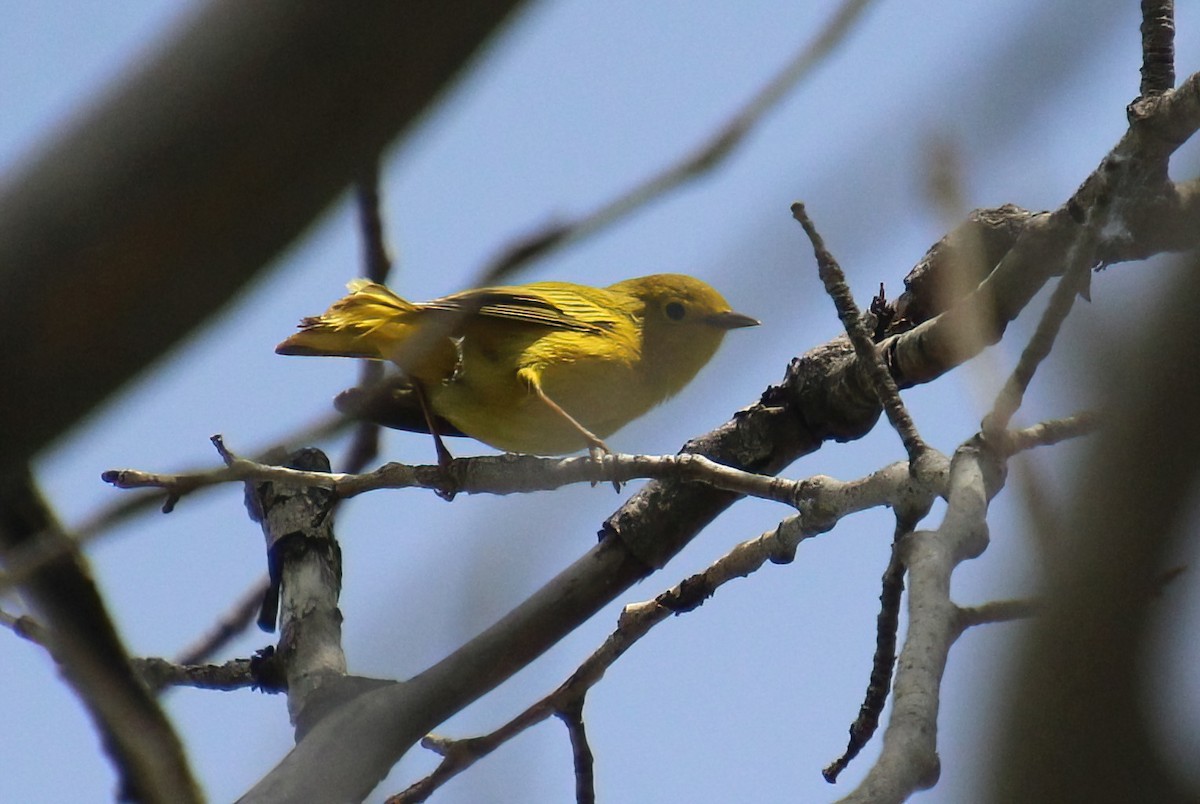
[277,273,758,458]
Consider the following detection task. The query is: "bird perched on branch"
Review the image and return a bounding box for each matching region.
[277,273,757,462]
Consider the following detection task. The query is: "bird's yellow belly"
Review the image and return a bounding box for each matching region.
[429,335,652,454]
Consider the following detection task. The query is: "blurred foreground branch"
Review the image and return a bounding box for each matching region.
[0,0,525,475]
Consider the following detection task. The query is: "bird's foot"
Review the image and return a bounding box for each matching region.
[587,442,622,492]
[432,440,459,501]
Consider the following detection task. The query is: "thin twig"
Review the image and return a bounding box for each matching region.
[478,0,877,283]
[956,598,1039,631]
[344,163,394,474]
[557,697,596,804]
[355,164,393,283]
[792,202,928,465]
[982,236,1097,436]
[0,607,50,648]
[104,438,807,508]
[104,439,953,518]
[954,565,1179,630]
[823,514,915,783]
[1003,412,1101,456]
[134,657,259,692]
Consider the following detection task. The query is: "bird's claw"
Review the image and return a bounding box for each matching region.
[433,447,459,501]
[587,444,622,492]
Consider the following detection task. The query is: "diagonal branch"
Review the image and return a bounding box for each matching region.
[0,470,201,802]
[981,234,1096,436]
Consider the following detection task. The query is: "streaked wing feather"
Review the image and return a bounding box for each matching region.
[420,288,615,333]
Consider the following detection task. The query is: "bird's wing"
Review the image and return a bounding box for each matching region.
[419,285,618,334]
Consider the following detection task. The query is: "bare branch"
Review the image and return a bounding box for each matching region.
[0,0,527,476]
[387,516,818,802]
[0,607,50,648]
[0,413,346,601]
[887,72,1200,395]
[824,516,913,783]
[344,162,395,474]
[956,598,1039,630]
[558,697,596,804]
[982,237,1096,436]
[104,443,810,508]
[1003,412,1101,456]
[0,470,201,802]
[1140,0,1175,96]
[244,447,346,721]
[792,202,928,465]
[134,657,259,692]
[841,439,1007,803]
[355,163,394,284]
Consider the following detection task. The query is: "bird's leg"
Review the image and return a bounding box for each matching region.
[413,381,457,500]
[528,382,622,491]
[528,382,610,453]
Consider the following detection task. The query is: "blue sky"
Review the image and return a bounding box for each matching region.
[3,2,1199,802]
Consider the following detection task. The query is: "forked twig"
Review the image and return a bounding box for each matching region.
[793,202,928,465]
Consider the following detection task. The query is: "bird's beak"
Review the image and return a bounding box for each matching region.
[706,310,760,329]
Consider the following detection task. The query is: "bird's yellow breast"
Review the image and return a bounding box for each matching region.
[429,310,650,454]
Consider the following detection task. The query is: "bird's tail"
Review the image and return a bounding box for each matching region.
[276,280,419,360]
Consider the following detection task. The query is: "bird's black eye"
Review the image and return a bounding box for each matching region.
[664,301,686,321]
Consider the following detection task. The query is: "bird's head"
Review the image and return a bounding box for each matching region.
[608,273,758,400]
